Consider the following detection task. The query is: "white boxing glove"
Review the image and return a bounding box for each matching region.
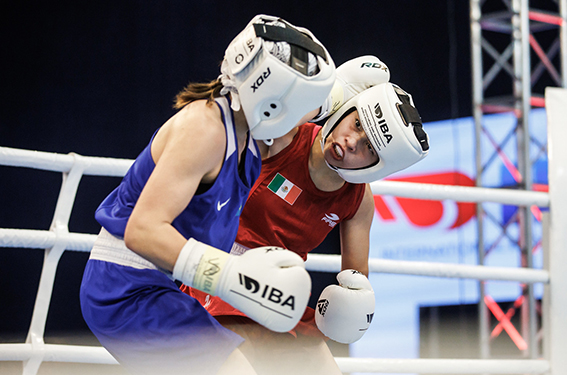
[312,55,390,122]
[315,269,375,344]
[173,238,311,333]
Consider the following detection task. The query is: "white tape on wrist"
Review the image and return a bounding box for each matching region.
[173,238,207,284]
[192,246,230,295]
[328,81,345,115]
[311,81,345,122]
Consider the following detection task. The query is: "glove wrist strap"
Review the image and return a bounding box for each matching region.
[193,246,230,295]
[312,81,345,122]
[173,238,229,295]
[311,96,331,122]
[173,238,204,284]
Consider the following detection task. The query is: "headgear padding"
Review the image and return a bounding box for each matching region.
[320,83,429,183]
[220,15,336,139]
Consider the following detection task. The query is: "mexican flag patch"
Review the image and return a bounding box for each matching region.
[267,173,302,205]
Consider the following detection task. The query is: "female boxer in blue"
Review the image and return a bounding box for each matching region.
[79,15,335,375]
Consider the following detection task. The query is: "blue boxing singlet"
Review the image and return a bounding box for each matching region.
[94,96,261,252]
[80,96,261,375]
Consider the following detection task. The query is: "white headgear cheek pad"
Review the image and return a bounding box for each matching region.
[320,83,429,184]
[220,14,336,140]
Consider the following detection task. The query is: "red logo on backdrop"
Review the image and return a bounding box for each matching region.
[374,172,476,229]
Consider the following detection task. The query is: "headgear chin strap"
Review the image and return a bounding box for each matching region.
[219,14,336,140]
[320,83,429,183]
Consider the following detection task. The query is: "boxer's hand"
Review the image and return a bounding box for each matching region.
[315,269,375,343]
[174,239,311,332]
[312,55,390,121]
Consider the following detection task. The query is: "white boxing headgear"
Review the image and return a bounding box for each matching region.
[219,15,336,139]
[321,83,429,183]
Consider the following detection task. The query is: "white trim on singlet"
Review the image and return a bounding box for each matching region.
[216,97,237,162]
[89,228,172,278]
[216,96,259,160]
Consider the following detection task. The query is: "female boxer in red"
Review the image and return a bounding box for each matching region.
[181,57,430,375]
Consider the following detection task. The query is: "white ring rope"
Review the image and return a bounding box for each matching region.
[370,180,549,207]
[0,343,118,364]
[0,146,548,207]
[305,254,549,283]
[0,229,96,252]
[334,358,550,374]
[0,346,550,374]
[0,229,549,283]
[0,146,133,176]
[0,345,549,374]
[0,145,557,374]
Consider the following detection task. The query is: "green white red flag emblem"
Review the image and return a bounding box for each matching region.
[267,173,302,205]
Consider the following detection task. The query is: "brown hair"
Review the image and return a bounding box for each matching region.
[173,79,224,109]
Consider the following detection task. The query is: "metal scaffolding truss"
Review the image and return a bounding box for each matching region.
[470,0,566,359]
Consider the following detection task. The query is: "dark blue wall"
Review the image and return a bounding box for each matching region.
[1,0,473,337]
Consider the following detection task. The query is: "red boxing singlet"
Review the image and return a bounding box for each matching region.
[181,123,366,335]
[236,123,365,259]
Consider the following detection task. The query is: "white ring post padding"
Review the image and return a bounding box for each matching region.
[545,87,567,375]
[305,254,549,283]
[0,146,133,176]
[334,358,550,374]
[23,152,93,375]
[370,179,550,207]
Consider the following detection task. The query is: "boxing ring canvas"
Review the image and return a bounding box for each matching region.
[1,87,566,374]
